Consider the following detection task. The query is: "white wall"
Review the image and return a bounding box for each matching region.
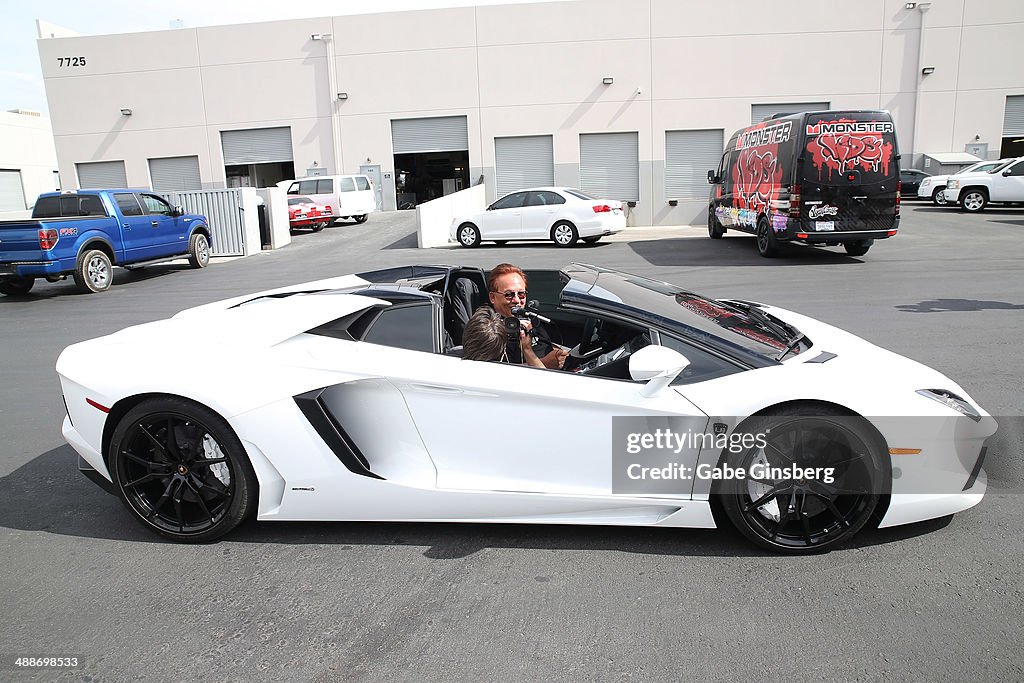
[0,111,59,209]
[416,184,486,248]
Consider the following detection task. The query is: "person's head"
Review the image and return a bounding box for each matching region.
[462,306,508,361]
[488,263,528,317]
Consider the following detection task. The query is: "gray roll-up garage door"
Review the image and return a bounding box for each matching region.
[665,129,724,200]
[751,102,830,124]
[579,132,639,202]
[221,127,293,165]
[149,155,202,191]
[1003,96,1024,135]
[391,116,468,154]
[0,170,27,211]
[76,160,127,188]
[494,135,554,197]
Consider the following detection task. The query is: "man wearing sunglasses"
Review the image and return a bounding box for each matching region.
[487,263,568,370]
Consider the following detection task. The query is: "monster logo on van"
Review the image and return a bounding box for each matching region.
[806,118,895,180]
[733,149,781,215]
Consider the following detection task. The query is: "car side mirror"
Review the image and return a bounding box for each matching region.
[172,205,183,217]
[629,345,690,398]
[1003,169,1012,176]
[707,170,718,184]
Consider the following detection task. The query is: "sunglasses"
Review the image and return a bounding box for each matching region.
[494,290,528,301]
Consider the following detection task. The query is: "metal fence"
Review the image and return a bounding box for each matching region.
[167,189,246,256]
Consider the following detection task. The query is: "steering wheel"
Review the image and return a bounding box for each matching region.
[563,318,606,373]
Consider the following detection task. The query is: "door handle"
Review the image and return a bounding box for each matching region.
[151,220,159,227]
[122,224,131,230]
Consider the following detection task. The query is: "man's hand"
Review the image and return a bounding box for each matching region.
[519,331,546,368]
[540,347,569,370]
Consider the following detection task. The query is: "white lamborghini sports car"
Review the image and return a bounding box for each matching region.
[57,264,996,553]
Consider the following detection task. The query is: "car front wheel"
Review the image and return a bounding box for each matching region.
[718,408,884,554]
[188,233,210,268]
[960,189,987,212]
[109,397,258,542]
[457,223,481,248]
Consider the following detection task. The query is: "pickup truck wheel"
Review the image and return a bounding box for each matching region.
[0,276,35,296]
[960,189,987,213]
[73,249,113,293]
[931,186,947,206]
[188,233,210,269]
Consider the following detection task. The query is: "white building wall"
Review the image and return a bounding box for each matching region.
[38,0,1024,227]
[0,111,59,214]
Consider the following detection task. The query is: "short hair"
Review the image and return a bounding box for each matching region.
[462,306,506,361]
[488,263,528,293]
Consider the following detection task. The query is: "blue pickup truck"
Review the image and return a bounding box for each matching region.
[0,189,211,295]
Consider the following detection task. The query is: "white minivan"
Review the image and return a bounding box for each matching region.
[286,174,376,224]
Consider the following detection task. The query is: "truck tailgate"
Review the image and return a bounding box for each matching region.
[0,223,44,264]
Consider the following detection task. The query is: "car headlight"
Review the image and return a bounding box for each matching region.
[916,389,981,421]
[947,180,960,190]
[920,179,932,188]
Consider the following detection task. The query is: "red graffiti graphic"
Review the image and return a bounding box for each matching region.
[733,149,780,213]
[807,119,894,179]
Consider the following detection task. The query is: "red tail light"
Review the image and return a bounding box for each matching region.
[38,228,58,250]
[788,185,801,219]
[324,205,332,213]
[896,180,901,217]
[592,204,611,213]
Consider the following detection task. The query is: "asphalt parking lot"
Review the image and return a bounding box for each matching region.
[2,202,1023,681]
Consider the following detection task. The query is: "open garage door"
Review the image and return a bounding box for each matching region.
[1001,96,1024,158]
[149,155,202,192]
[76,160,127,189]
[220,127,294,188]
[391,116,469,207]
[579,132,639,202]
[494,135,554,197]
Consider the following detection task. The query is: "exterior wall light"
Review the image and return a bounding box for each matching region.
[120,108,133,116]
[337,92,348,100]
[921,66,935,75]
[311,33,333,40]
[602,77,614,85]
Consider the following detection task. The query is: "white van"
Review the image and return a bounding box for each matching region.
[285,174,376,224]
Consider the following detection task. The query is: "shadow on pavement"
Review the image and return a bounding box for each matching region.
[630,236,865,267]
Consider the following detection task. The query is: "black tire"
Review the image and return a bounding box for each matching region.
[959,189,987,213]
[843,240,872,257]
[311,222,325,233]
[582,236,601,245]
[0,276,35,296]
[187,232,210,269]
[755,218,777,257]
[718,407,884,554]
[109,397,258,543]
[354,214,368,224]
[457,222,481,248]
[551,221,579,247]
[931,186,947,206]
[708,209,725,239]
[73,248,113,293]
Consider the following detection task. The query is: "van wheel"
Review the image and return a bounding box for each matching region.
[551,221,579,247]
[960,189,987,212]
[0,276,35,296]
[843,240,872,257]
[708,209,725,239]
[187,233,210,269]
[931,186,947,206]
[457,223,481,248]
[756,218,777,258]
[354,214,368,224]
[73,249,113,293]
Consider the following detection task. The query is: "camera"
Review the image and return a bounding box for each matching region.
[502,316,523,364]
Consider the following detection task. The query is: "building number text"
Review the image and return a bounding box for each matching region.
[57,57,87,67]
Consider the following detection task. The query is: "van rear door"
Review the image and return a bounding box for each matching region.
[799,113,899,233]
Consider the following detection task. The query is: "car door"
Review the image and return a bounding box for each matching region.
[393,356,709,497]
[111,192,156,260]
[992,160,1024,201]
[521,190,563,238]
[480,191,527,239]
[138,193,185,252]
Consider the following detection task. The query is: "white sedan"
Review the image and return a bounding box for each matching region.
[451,187,626,247]
[56,264,995,553]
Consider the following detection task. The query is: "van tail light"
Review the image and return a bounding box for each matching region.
[788,185,801,219]
[896,181,901,218]
[38,228,58,250]
[592,204,611,213]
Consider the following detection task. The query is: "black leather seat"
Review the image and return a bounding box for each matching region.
[446,276,483,346]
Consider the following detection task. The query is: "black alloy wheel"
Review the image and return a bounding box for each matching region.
[755,218,777,257]
[719,410,883,554]
[110,398,257,542]
[708,209,725,239]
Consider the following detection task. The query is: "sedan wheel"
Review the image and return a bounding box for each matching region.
[719,411,883,554]
[551,221,579,247]
[458,223,481,248]
[110,398,257,542]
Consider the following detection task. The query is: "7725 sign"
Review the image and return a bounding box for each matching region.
[57,57,87,67]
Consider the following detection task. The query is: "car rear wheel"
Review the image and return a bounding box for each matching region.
[187,233,210,269]
[960,189,987,212]
[932,186,947,206]
[73,248,113,293]
[582,236,601,245]
[755,218,777,257]
[708,209,725,239]
[843,240,872,256]
[718,408,884,554]
[0,276,35,296]
[109,397,258,543]
[551,221,579,247]
[457,222,481,248]
[311,222,325,233]
[354,214,368,224]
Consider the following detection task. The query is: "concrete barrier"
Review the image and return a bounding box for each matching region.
[415,185,486,248]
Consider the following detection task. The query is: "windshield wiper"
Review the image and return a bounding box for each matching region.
[774,333,808,361]
[720,299,793,339]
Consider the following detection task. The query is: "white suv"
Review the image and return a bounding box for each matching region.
[944,157,1024,212]
[918,159,1010,205]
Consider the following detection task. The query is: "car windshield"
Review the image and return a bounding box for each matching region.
[986,160,1015,173]
[288,196,314,205]
[564,189,595,201]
